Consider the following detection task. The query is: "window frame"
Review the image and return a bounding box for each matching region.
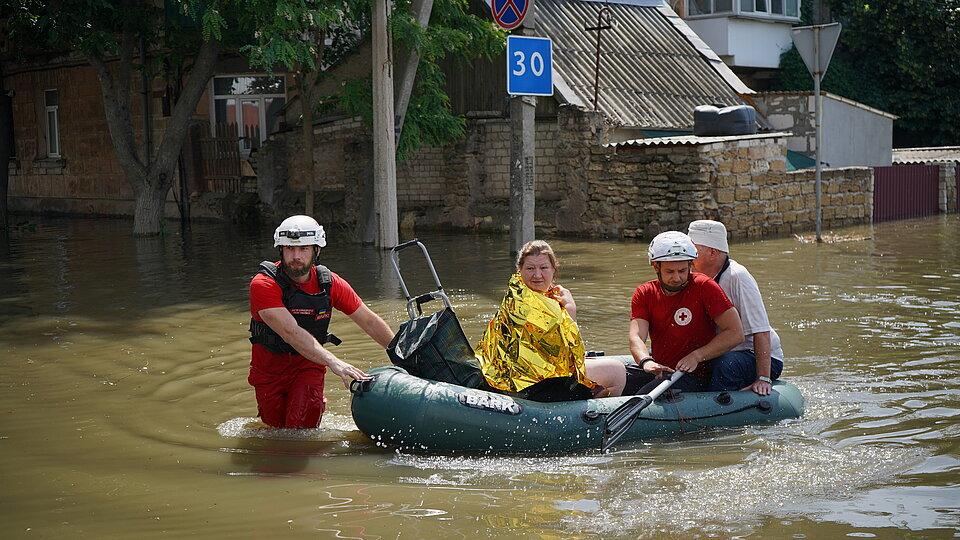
[44,88,61,158]
[685,0,800,21]
[687,0,734,16]
[209,74,287,155]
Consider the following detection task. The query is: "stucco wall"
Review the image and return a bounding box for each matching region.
[753,92,894,168]
[821,98,893,167]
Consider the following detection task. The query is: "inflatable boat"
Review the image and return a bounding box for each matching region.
[354,240,805,454]
[350,358,805,454]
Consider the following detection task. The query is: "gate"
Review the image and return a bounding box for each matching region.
[873,164,940,222]
[197,123,257,193]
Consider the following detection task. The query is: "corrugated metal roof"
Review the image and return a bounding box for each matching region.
[892,146,960,164]
[535,0,747,130]
[606,132,789,147]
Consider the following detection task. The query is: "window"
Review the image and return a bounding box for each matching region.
[738,0,798,17]
[212,75,286,154]
[45,89,60,158]
[688,0,733,14]
[786,0,799,16]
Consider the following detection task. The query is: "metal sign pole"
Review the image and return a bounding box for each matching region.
[814,25,822,243]
[791,22,840,243]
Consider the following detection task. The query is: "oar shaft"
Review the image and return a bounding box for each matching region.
[601,370,685,452]
[646,370,684,400]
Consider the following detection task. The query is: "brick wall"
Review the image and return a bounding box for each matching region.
[261,112,571,236]
[5,61,181,217]
[394,118,563,204]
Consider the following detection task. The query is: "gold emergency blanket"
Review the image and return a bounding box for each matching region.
[475,273,596,393]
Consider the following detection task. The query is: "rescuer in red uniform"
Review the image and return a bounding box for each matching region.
[248,215,394,428]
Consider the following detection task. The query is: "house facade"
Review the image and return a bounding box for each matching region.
[670,0,801,89]
[3,53,290,220]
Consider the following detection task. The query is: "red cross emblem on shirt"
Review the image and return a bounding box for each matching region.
[674,307,693,326]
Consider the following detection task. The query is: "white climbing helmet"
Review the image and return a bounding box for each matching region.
[274,215,327,248]
[648,231,698,263]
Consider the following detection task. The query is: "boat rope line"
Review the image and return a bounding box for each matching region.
[593,402,766,423]
[671,402,766,423]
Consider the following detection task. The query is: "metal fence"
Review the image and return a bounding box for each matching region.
[873,164,940,222]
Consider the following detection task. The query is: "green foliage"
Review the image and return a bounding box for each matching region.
[9,0,505,162]
[773,0,960,146]
[261,0,505,160]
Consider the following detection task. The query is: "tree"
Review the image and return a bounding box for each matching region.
[246,0,504,160]
[7,0,501,235]
[7,1,237,235]
[772,0,960,147]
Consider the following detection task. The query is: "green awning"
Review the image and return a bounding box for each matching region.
[786,150,816,171]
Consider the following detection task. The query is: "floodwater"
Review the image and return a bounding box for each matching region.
[0,215,958,539]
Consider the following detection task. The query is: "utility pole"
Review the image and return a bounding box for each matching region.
[509,92,536,255]
[372,0,399,248]
[813,26,823,243]
[508,11,538,255]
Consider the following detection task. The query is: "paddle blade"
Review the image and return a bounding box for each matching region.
[602,395,653,452]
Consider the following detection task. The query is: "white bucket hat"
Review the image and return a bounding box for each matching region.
[688,219,729,253]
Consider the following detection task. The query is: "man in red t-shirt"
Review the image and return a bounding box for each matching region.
[626,231,743,393]
[248,215,394,429]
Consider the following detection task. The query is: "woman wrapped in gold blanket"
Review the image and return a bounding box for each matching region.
[475,240,625,400]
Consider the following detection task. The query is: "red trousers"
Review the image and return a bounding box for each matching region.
[250,363,327,429]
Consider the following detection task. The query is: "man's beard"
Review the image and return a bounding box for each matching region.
[282,261,311,278]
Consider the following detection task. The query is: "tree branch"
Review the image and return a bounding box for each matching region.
[394,0,434,135]
[150,37,221,187]
[87,36,146,185]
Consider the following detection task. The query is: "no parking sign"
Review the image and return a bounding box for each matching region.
[490,0,530,30]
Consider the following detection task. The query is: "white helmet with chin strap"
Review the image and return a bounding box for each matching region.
[274,215,327,248]
[648,231,698,263]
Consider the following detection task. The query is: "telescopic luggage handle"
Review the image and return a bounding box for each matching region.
[391,239,453,319]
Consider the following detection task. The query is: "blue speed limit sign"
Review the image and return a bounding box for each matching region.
[506,35,553,96]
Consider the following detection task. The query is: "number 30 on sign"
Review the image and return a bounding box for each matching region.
[506,35,554,97]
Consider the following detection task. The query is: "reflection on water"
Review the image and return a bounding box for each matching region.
[0,215,958,538]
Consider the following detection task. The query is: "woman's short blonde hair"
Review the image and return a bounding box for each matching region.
[515,240,559,272]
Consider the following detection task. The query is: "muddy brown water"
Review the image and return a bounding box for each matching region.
[1,215,957,538]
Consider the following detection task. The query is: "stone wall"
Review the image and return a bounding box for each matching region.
[551,119,873,239]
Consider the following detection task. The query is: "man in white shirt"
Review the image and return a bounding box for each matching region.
[688,220,784,395]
